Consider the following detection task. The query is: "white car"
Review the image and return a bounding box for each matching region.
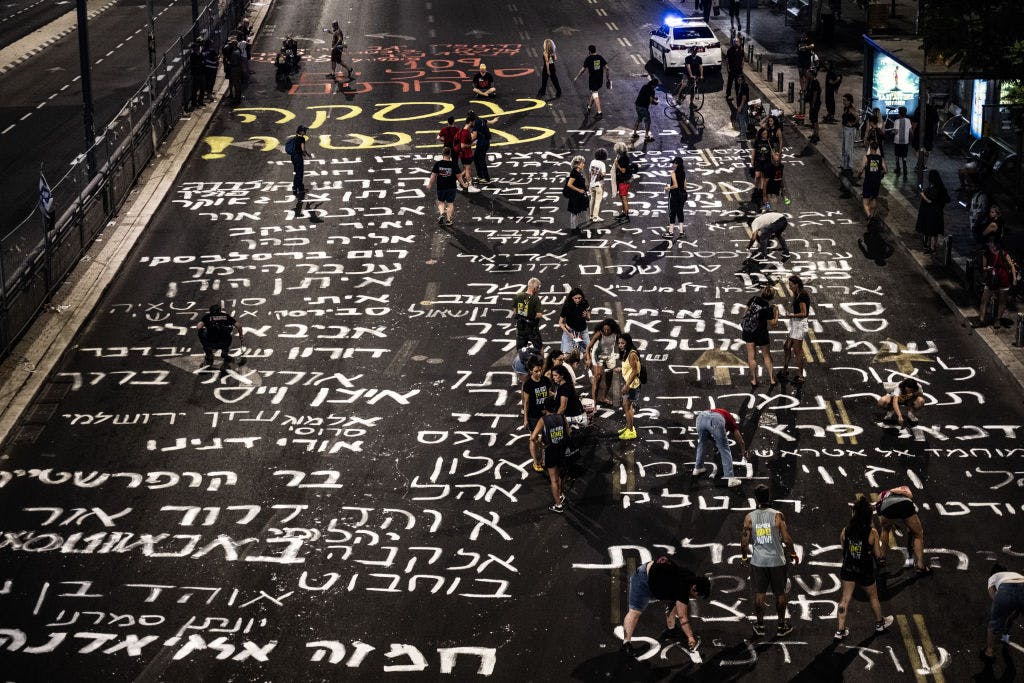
[649,15,722,72]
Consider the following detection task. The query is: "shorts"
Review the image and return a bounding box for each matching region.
[879,499,916,520]
[742,330,770,348]
[544,444,567,469]
[765,178,782,196]
[625,385,641,402]
[595,352,616,371]
[862,184,880,199]
[839,569,876,587]
[894,143,909,158]
[627,563,653,612]
[788,318,808,340]
[751,565,787,594]
[617,181,630,197]
[436,188,456,203]
[635,105,651,124]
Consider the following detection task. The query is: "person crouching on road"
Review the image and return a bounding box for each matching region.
[196,304,243,368]
[876,378,925,427]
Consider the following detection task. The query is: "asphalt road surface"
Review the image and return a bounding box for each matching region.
[1,0,1023,680]
[0,0,196,236]
[0,0,77,48]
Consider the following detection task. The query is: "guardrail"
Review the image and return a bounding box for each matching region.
[0,0,250,360]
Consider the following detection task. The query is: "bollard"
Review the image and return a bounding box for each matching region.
[756,54,763,72]
[767,61,773,81]
[943,235,953,267]
[777,71,784,93]
[788,82,795,103]
[1015,313,1024,347]
[748,44,754,63]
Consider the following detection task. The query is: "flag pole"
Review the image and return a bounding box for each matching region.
[39,163,53,291]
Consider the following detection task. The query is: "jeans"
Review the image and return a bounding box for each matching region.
[561,328,590,354]
[757,228,789,258]
[291,156,304,194]
[990,582,1024,636]
[474,142,491,181]
[841,126,856,171]
[695,411,734,477]
[737,108,748,138]
[538,62,562,97]
[627,563,653,611]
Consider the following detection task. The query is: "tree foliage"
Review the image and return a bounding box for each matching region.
[919,0,1024,78]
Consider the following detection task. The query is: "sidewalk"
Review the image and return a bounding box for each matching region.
[703,4,1024,389]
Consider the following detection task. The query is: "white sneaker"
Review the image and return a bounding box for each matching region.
[467,185,481,193]
[591,216,604,222]
[692,466,709,476]
[727,477,742,488]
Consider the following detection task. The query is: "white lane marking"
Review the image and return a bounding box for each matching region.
[35,101,45,109]
[20,112,31,120]
[606,21,619,30]
[595,7,607,16]
[1,124,14,134]
[60,83,70,90]
[48,92,58,99]
[618,37,632,47]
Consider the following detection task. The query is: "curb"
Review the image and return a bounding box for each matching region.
[707,19,1024,396]
[0,0,277,451]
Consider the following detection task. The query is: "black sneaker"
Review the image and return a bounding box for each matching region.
[752,623,766,637]
[620,642,640,658]
[833,627,849,641]
[436,213,445,224]
[594,112,603,120]
[777,620,794,637]
[658,625,682,642]
[549,504,564,514]
[875,615,894,633]
[444,218,453,226]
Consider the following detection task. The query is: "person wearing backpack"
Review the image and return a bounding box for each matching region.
[616,333,642,441]
[741,285,778,388]
[196,304,243,367]
[285,125,310,199]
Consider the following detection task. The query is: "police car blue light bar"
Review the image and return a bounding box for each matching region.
[664,14,685,26]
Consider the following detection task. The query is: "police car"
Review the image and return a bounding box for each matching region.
[649,14,722,72]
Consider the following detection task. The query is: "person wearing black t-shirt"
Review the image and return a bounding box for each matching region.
[196,303,242,367]
[558,287,591,356]
[551,365,585,429]
[472,63,496,97]
[678,49,703,105]
[574,45,609,119]
[781,275,811,384]
[621,555,710,657]
[427,146,459,226]
[531,412,571,513]
[522,360,553,472]
[631,76,658,141]
[804,69,822,143]
[741,285,778,387]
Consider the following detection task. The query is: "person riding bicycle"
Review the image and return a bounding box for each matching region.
[678,48,704,106]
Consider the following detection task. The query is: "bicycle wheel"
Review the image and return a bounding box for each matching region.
[665,104,683,121]
[690,110,705,129]
[692,87,705,111]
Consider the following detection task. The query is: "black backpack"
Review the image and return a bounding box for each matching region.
[562,175,573,198]
[741,300,763,335]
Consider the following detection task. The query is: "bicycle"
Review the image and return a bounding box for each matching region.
[674,76,705,112]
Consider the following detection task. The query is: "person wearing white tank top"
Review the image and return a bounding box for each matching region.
[893,106,912,178]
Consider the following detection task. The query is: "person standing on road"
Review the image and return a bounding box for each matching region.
[736,73,750,140]
[725,37,743,102]
[558,287,591,355]
[613,143,634,221]
[330,21,354,81]
[513,277,544,350]
[588,149,608,222]
[692,408,745,488]
[875,485,932,576]
[859,142,886,218]
[741,285,778,387]
[892,106,912,178]
[537,39,562,98]
[522,360,552,472]
[741,484,799,638]
[574,45,609,119]
[585,318,620,407]
[616,333,642,441]
[665,156,688,240]
[551,365,586,429]
[621,556,710,658]
[823,62,842,123]
[915,101,938,171]
[223,36,244,104]
[728,0,742,33]
[834,496,894,641]
[840,94,857,176]
[472,63,497,98]
[750,127,774,208]
[805,69,822,143]
[975,238,1018,328]
[796,32,815,97]
[286,125,310,199]
[455,117,479,192]
[196,304,243,367]
[531,412,570,513]
[565,155,589,232]
[701,0,712,23]
[426,146,459,226]
[780,275,810,385]
[877,378,925,426]
[914,169,950,254]
[469,112,494,185]
[981,564,1024,662]
[631,76,658,141]
[189,41,206,109]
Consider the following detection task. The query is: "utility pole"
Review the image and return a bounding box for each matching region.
[146,0,156,70]
[75,0,96,178]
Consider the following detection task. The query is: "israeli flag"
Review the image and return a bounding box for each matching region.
[39,172,54,218]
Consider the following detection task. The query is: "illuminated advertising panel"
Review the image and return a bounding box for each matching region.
[871,52,920,116]
[970,79,988,138]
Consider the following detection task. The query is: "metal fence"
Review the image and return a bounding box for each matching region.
[0,0,249,360]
